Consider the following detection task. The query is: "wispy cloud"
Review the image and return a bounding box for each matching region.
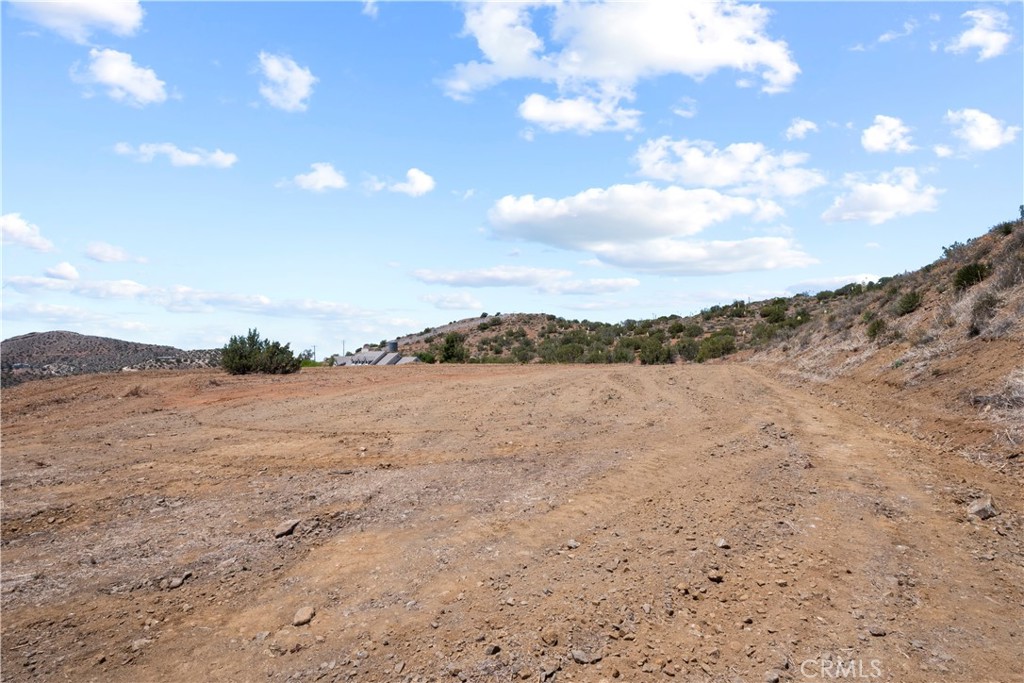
[115,142,238,168]
[1,213,55,252]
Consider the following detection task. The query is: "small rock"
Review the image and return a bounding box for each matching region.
[566,539,581,549]
[394,661,405,674]
[869,626,887,637]
[131,638,152,652]
[292,606,316,626]
[765,670,781,683]
[168,577,183,589]
[572,649,601,664]
[715,538,731,549]
[485,644,501,655]
[541,630,559,646]
[707,572,724,583]
[275,519,302,538]
[94,654,107,665]
[967,496,998,520]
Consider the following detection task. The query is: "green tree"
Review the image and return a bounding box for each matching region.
[438,332,468,363]
[221,329,301,375]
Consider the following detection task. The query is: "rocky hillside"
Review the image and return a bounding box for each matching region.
[0,331,220,387]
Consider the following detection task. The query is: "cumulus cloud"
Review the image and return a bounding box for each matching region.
[45,262,80,280]
[420,292,484,310]
[445,2,799,133]
[861,115,916,153]
[1,213,55,252]
[945,108,1020,151]
[257,52,317,112]
[589,237,817,276]
[85,242,147,263]
[283,162,348,192]
[518,93,641,134]
[785,117,818,140]
[933,144,954,158]
[633,138,826,197]
[114,142,238,168]
[946,8,1013,61]
[822,167,942,225]
[490,183,759,249]
[362,1,379,19]
[73,48,167,107]
[390,168,436,197]
[485,183,813,275]
[9,0,143,44]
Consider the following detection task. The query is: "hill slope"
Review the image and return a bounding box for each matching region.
[1,331,220,387]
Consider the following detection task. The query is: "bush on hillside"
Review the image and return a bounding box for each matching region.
[221,329,301,375]
[954,262,991,291]
[438,332,468,363]
[894,290,923,316]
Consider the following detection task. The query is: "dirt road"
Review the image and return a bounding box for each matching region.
[1,365,1020,682]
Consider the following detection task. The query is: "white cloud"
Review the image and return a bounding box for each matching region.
[785,117,818,141]
[945,108,1020,151]
[633,137,826,197]
[946,8,1013,61]
[486,183,814,275]
[865,242,881,249]
[420,292,484,310]
[45,262,80,280]
[362,1,379,19]
[933,144,954,158]
[9,0,143,44]
[390,168,436,197]
[413,265,572,288]
[445,2,799,133]
[672,97,698,119]
[879,19,917,43]
[85,242,147,263]
[590,237,817,276]
[114,142,238,168]
[284,162,348,192]
[1,213,55,252]
[5,275,149,299]
[539,278,640,295]
[861,115,916,153]
[518,93,641,134]
[490,183,759,249]
[257,52,317,112]
[74,48,167,107]
[822,167,942,225]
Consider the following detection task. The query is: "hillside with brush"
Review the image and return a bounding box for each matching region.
[0,331,220,387]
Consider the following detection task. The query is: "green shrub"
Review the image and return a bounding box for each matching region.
[866,318,886,341]
[894,290,923,316]
[696,332,736,362]
[954,262,990,291]
[438,332,468,363]
[675,338,700,361]
[221,329,301,375]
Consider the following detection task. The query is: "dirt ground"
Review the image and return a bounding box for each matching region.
[1,364,1021,683]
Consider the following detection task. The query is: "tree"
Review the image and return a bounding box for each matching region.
[221,329,301,375]
[438,332,468,363]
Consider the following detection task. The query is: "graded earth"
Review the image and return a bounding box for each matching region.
[1,364,1021,682]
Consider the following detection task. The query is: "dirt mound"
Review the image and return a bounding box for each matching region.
[2,365,1021,682]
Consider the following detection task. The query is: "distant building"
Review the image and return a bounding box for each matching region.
[332,342,419,367]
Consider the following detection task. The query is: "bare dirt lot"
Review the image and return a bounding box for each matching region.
[2,365,1021,683]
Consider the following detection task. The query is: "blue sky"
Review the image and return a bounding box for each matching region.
[2,1,1021,353]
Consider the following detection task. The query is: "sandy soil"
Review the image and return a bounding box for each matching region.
[1,365,1021,683]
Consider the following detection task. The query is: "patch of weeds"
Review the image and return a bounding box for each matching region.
[894,290,922,316]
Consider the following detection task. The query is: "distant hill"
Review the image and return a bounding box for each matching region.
[1,331,220,387]
[395,217,1023,368]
